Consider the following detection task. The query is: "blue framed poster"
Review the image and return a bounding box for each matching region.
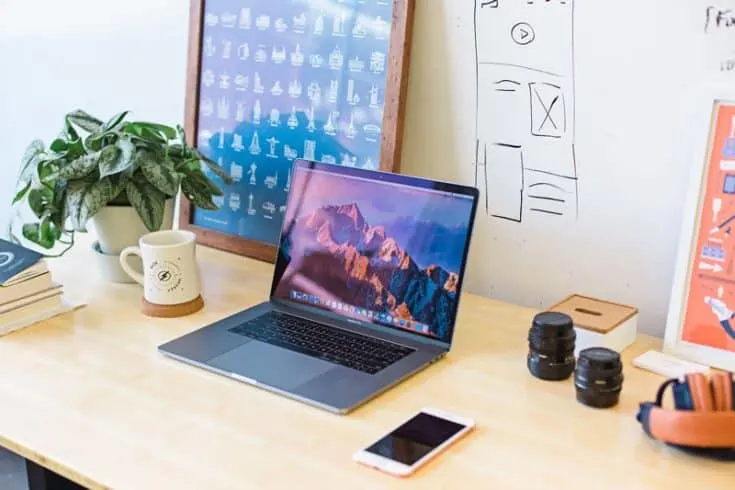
[181,0,415,261]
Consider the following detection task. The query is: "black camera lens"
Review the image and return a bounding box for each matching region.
[528,331,577,353]
[527,312,576,381]
[574,347,623,408]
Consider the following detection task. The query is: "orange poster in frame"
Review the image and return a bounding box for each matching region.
[665,87,735,371]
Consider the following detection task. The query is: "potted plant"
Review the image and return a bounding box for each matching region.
[10,109,231,281]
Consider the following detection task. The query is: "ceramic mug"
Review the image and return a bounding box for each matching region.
[119,230,201,306]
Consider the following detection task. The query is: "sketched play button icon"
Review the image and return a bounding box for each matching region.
[511,22,535,45]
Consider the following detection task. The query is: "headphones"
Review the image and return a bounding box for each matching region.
[637,372,735,460]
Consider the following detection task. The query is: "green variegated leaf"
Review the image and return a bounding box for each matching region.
[12,181,31,204]
[49,138,68,153]
[64,181,86,231]
[168,143,187,159]
[65,178,115,232]
[99,138,134,178]
[139,127,166,144]
[22,223,43,247]
[27,188,51,219]
[199,159,231,183]
[37,217,56,249]
[162,155,175,170]
[140,158,180,197]
[58,151,101,179]
[107,173,128,203]
[19,140,45,183]
[52,179,68,228]
[37,162,56,184]
[102,111,129,132]
[88,178,116,217]
[205,179,224,197]
[107,172,131,206]
[181,178,218,210]
[136,122,177,140]
[191,167,224,196]
[176,124,186,143]
[85,132,104,151]
[130,148,152,175]
[66,110,103,133]
[122,123,168,144]
[64,119,79,141]
[125,179,166,232]
[65,138,86,160]
[191,150,232,184]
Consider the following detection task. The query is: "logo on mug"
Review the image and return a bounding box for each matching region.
[149,260,183,293]
[157,270,173,282]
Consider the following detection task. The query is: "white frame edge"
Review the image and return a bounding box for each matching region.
[663,83,735,372]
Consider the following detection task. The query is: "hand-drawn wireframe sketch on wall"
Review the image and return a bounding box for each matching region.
[474,0,578,222]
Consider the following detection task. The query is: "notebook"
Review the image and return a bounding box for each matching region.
[0,238,46,287]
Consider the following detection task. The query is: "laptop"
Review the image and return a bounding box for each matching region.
[159,160,479,414]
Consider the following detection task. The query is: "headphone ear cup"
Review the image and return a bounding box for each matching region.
[686,373,715,411]
[712,373,732,411]
[643,374,735,460]
[673,378,695,410]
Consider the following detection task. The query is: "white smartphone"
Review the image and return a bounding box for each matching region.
[352,407,475,477]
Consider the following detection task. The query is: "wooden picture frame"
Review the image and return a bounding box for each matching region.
[179,0,416,262]
[664,84,735,372]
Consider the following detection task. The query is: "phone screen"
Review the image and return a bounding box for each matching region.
[365,412,466,466]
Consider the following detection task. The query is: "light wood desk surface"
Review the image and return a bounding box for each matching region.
[0,240,731,490]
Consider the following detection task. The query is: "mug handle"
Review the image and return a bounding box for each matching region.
[119,246,145,285]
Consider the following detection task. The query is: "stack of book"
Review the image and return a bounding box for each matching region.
[0,238,68,336]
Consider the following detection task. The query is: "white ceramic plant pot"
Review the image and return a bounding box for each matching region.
[90,199,175,283]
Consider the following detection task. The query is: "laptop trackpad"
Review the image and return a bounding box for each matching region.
[208,341,334,390]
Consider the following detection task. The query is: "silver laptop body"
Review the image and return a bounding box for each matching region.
[159,160,479,414]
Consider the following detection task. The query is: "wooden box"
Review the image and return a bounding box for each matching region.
[547,294,639,356]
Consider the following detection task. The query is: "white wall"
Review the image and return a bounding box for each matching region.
[400,1,735,337]
[1,1,716,337]
[0,0,190,232]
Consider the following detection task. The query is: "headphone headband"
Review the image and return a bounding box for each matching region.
[642,406,735,448]
[637,372,735,453]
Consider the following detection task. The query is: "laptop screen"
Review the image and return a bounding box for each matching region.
[270,161,477,344]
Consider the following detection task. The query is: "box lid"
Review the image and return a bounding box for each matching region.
[547,294,638,334]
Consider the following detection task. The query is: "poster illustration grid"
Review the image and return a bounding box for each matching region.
[682,102,735,353]
[193,0,394,245]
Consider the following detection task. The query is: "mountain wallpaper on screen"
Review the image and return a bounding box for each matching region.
[382,217,469,272]
[280,203,460,339]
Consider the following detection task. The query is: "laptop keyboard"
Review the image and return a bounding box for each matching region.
[228,311,415,374]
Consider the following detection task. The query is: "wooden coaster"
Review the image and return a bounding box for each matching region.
[141,295,205,318]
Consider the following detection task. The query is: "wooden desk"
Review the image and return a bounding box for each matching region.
[0,240,731,490]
